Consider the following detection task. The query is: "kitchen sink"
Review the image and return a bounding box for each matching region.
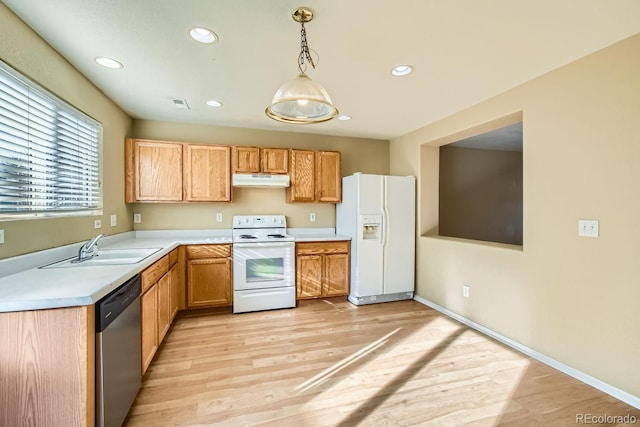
[41,248,163,268]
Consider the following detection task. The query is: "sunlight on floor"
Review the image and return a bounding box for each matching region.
[292,317,531,425]
[295,327,402,394]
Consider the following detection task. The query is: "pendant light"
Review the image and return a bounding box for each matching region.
[265,7,338,124]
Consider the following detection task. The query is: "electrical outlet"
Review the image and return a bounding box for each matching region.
[463,285,470,298]
[216,213,223,223]
[134,213,141,224]
[0,229,4,244]
[94,219,102,229]
[578,219,599,237]
[310,212,316,222]
[110,214,117,227]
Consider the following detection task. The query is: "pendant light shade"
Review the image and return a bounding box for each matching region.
[265,73,338,124]
[266,7,338,124]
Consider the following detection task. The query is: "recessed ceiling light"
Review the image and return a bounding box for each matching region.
[205,99,223,107]
[337,115,351,121]
[189,27,218,44]
[391,65,413,77]
[95,57,123,69]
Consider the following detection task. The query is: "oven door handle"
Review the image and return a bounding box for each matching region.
[233,242,294,249]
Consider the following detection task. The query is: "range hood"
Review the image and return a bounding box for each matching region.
[232,173,290,188]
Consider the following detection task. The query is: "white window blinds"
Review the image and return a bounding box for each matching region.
[0,61,102,218]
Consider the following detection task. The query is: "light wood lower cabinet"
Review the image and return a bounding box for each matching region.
[169,262,180,320]
[141,284,159,374]
[186,244,233,308]
[296,241,350,299]
[140,249,180,374]
[0,306,95,427]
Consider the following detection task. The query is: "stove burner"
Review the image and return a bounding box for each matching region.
[268,234,286,238]
[238,235,258,239]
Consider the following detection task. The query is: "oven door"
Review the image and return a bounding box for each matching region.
[233,242,294,291]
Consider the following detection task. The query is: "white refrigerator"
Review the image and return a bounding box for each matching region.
[336,173,416,305]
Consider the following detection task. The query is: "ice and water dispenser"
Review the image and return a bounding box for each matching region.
[360,214,382,241]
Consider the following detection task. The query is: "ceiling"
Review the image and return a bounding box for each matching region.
[2,1,640,140]
[450,122,523,152]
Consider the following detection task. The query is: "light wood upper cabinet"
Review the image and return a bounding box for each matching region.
[288,149,316,202]
[288,149,341,203]
[232,146,260,173]
[183,144,231,202]
[261,148,289,174]
[316,150,342,203]
[126,139,183,202]
[232,146,289,174]
[126,139,231,203]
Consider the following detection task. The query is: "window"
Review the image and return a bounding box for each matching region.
[0,60,102,219]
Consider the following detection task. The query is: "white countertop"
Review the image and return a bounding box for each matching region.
[0,229,349,313]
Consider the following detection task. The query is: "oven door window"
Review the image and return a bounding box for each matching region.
[246,257,284,282]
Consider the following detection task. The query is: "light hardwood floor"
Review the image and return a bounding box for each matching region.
[125,298,639,426]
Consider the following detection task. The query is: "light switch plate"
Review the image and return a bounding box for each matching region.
[310,212,316,222]
[110,214,117,227]
[0,229,4,244]
[578,219,599,237]
[134,214,141,224]
[94,219,102,229]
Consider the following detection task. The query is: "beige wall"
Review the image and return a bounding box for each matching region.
[130,120,389,229]
[0,4,133,259]
[390,34,640,397]
[439,146,523,245]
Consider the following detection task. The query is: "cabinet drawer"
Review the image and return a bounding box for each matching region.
[296,241,350,255]
[168,248,178,267]
[186,244,232,259]
[141,255,169,292]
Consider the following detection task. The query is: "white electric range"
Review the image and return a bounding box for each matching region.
[231,215,295,314]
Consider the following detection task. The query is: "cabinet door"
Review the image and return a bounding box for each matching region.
[129,140,183,202]
[324,253,350,296]
[262,148,289,174]
[169,263,180,322]
[184,144,231,202]
[141,285,158,374]
[232,146,260,173]
[157,273,171,343]
[187,258,232,308]
[296,254,323,299]
[288,149,316,202]
[316,150,341,203]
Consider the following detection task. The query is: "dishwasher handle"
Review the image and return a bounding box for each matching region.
[96,274,141,332]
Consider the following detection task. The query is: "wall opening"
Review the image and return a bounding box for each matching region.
[438,122,523,246]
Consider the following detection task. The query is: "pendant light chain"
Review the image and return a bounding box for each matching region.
[298,22,316,73]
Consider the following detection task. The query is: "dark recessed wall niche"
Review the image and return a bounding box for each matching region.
[439,122,523,246]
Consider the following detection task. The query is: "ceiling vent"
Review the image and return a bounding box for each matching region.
[170,98,190,110]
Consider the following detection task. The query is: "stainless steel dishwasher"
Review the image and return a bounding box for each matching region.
[96,274,142,427]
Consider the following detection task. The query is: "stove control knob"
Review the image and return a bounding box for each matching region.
[235,219,241,225]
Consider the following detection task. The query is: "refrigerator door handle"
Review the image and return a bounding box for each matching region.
[381,177,390,291]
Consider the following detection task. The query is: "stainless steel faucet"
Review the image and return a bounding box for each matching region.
[76,234,104,262]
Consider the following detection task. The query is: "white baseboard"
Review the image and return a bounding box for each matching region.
[413,295,640,409]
